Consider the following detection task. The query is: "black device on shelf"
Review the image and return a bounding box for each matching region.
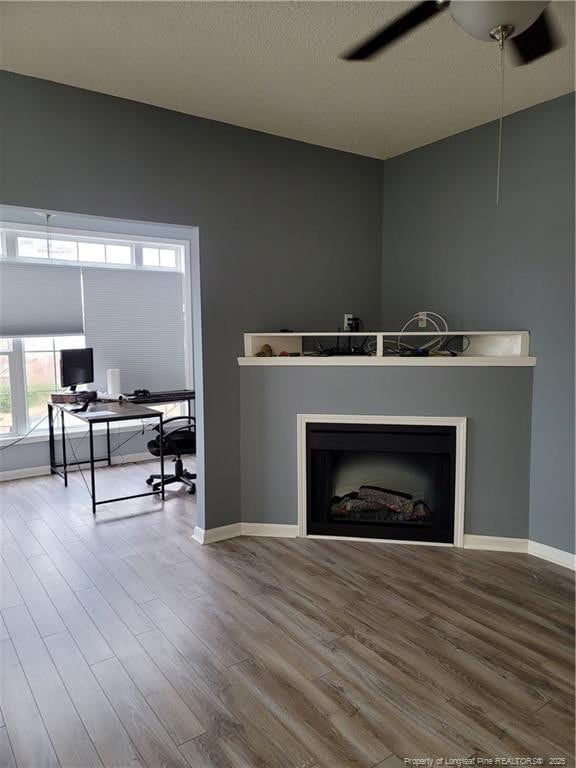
[128,389,195,404]
[60,348,94,392]
[132,389,151,399]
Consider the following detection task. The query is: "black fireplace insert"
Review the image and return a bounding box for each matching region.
[306,422,456,542]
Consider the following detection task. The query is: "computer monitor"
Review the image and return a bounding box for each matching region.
[60,348,94,391]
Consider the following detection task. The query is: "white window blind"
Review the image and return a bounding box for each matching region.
[0,262,84,337]
[82,267,186,393]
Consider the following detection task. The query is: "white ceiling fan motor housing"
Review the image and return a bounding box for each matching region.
[449,1,549,41]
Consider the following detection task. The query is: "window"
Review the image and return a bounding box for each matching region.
[78,242,105,263]
[106,245,131,265]
[14,236,133,266]
[3,227,181,271]
[1,335,85,434]
[16,236,49,259]
[24,337,57,427]
[24,336,85,427]
[142,247,177,269]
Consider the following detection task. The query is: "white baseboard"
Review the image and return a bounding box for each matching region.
[0,452,154,482]
[527,540,575,570]
[192,522,298,545]
[0,465,49,481]
[192,523,242,545]
[464,534,574,570]
[191,526,205,544]
[463,535,528,552]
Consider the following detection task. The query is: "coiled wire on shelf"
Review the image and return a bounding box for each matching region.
[395,311,449,354]
[364,311,451,356]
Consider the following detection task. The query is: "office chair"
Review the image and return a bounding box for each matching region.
[146,416,196,494]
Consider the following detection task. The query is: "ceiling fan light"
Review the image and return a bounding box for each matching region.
[449,1,549,41]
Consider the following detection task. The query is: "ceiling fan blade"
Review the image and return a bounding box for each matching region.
[510,9,562,65]
[342,1,448,61]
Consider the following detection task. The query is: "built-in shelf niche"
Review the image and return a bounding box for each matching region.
[239,331,536,367]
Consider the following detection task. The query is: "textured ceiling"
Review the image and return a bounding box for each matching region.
[0,1,574,159]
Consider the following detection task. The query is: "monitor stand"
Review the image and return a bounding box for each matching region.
[69,402,90,413]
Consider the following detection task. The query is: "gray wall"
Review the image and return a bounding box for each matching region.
[240,366,533,538]
[380,94,575,553]
[0,71,383,529]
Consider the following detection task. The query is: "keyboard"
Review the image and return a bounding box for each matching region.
[127,390,195,404]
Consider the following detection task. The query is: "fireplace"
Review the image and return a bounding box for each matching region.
[302,417,465,544]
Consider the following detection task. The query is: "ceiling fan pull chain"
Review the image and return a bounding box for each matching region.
[496,36,506,205]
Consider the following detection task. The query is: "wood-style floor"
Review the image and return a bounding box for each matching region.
[0,461,574,767]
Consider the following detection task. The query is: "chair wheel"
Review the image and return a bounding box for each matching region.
[146,477,154,486]
[188,484,196,495]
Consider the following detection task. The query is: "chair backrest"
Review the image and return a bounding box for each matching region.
[147,418,196,458]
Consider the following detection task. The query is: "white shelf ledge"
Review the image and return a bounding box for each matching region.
[238,356,537,367]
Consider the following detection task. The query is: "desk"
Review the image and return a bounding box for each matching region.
[48,401,165,515]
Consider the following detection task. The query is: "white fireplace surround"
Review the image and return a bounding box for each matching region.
[297,414,467,547]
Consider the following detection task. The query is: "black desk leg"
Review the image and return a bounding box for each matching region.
[89,422,96,516]
[48,404,56,475]
[106,422,112,466]
[159,415,165,501]
[61,409,68,487]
